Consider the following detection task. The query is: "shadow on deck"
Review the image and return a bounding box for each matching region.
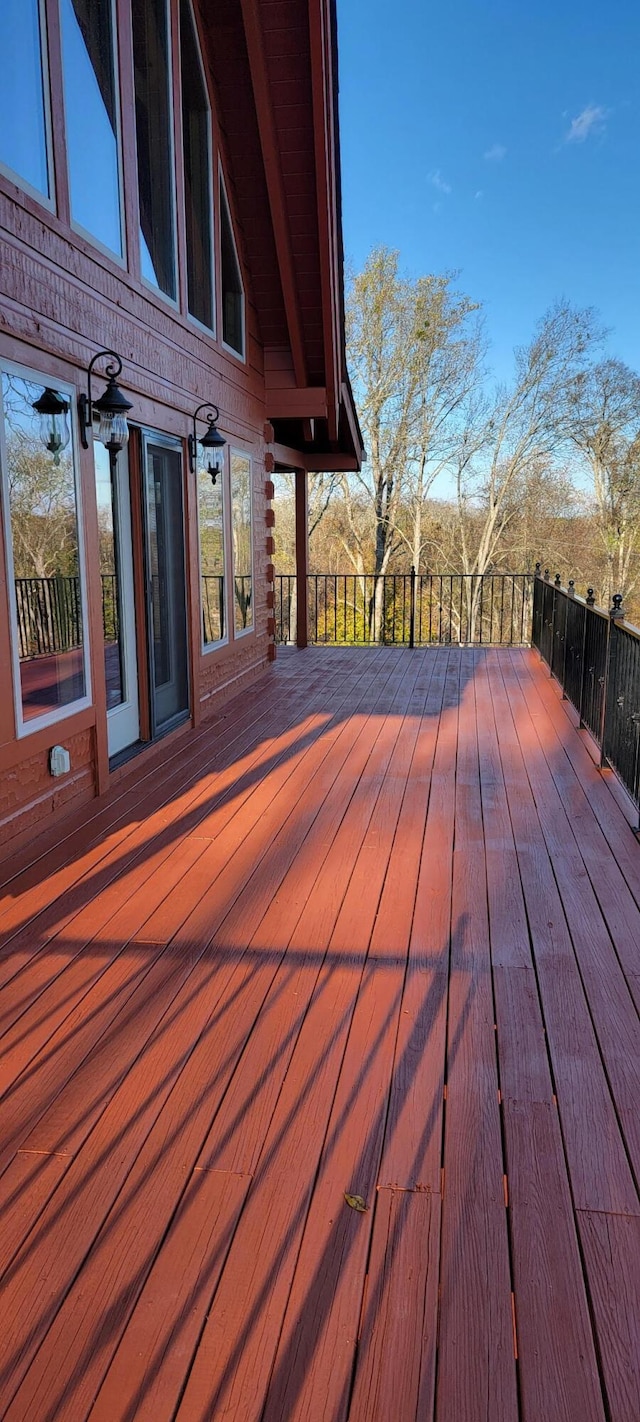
[0,646,638,1422]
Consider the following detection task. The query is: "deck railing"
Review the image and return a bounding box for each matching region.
[275,571,533,648]
[532,566,640,819]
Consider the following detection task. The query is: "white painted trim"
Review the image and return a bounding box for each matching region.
[230,447,254,639]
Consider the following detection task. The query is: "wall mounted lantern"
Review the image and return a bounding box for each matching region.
[78,349,133,457]
[31,388,71,465]
[189,403,226,484]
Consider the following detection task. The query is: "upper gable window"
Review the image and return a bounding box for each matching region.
[60,0,124,257]
[132,0,177,300]
[180,0,214,331]
[220,175,245,359]
[0,0,51,200]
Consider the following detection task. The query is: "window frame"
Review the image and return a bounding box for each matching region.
[229,446,254,640]
[0,0,56,212]
[219,164,246,363]
[58,0,127,265]
[180,0,216,338]
[0,357,92,738]
[196,442,228,655]
[133,0,180,310]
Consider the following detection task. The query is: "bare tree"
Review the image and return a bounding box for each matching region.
[566,358,640,603]
[346,247,481,633]
[452,301,603,632]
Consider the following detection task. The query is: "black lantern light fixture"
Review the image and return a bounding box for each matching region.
[78,349,133,458]
[189,403,226,484]
[32,387,71,466]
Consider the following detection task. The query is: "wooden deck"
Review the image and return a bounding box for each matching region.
[0,646,638,1422]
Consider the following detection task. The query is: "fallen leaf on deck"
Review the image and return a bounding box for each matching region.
[344,1193,367,1212]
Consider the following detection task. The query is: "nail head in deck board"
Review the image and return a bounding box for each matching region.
[503,1100,606,1422]
[576,1209,640,1422]
[348,1188,440,1422]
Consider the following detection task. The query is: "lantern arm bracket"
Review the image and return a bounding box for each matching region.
[189,402,221,474]
[78,350,126,449]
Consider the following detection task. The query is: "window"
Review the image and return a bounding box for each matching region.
[132,0,177,299]
[60,0,123,256]
[220,174,245,358]
[197,452,226,648]
[0,367,90,731]
[0,0,50,200]
[180,0,214,330]
[230,451,252,634]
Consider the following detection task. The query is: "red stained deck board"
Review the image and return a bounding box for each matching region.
[378,652,457,1191]
[0,648,639,1420]
[0,838,209,1099]
[436,652,519,1422]
[512,647,640,904]
[176,657,437,1420]
[499,655,640,1181]
[509,649,640,1006]
[576,1209,640,1422]
[259,664,451,1422]
[504,1100,606,1422]
[197,655,439,1180]
[0,654,341,938]
[0,916,277,1410]
[0,1150,69,1278]
[485,651,640,1217]
[348,1188,441,1422]
[87,1169,251,1422]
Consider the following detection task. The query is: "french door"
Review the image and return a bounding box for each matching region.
[142,433,190,735]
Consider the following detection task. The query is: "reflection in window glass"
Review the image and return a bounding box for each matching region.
[198,457,225,646]
[0,372,87,724]
[231,452,252,633]
[60,0,123,255]
[0,0,49,197]
[132,0,177,298]
[220,179,245,357]
[181,0,213,329]
[94,444,125,707]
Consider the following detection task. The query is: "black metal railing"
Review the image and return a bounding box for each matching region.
[15,575,83,659]
[532,566,640,820]
[275,571,533,648]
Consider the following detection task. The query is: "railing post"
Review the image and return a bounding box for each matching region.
[294,468,309,648]
[548,573,559,676]
[578,587,595,727]
[561,579,574,698]
[600,593,624,769]
[409,565,416,648]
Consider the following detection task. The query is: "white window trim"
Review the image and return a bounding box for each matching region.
[219,164,246,363]
[0,0,56,213]
[59,0,128,265]
[0,358,92,738]
[196,444,229,655]
[230,447,254,640]
[182,0,216,338]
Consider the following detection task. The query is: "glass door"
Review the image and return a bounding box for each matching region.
[95,444,140,757]
[143,434,189,734]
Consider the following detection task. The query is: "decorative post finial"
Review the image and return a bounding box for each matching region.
[610,593,624,619]
[586,587,595,606]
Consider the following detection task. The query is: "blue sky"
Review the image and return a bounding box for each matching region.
[337,0,640,384]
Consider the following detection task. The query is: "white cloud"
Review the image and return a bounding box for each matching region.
[565,104,608,143]
[429,169,452,195]
[484,143,507,162]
